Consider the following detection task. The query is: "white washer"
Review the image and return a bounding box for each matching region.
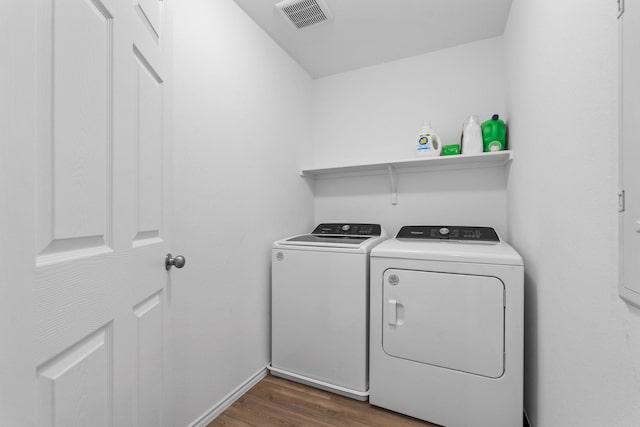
[269,223,387,400]
[369,226,524,427]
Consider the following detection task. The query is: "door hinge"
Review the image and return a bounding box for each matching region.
[618,0,625,18]
[618,189,626,212]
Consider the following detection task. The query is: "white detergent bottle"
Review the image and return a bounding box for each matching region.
[461,115,483,155]
[415,121,442,157]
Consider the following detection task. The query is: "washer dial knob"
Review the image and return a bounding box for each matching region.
[439,227,450,236]
[342,224,351,232]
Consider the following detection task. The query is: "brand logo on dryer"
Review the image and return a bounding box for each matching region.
[388,274,400,286]
[276,252,284,261]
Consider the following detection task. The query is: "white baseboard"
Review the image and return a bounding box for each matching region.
[267,364,368,401]
[188,366,268,427]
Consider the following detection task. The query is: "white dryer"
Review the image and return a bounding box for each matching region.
[270,223,387,400]
[369,226,523,427]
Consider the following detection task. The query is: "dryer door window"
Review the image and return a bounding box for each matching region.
[382,269,505,378]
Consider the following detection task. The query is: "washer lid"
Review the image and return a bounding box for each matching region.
[371,237,523,266]
[275,223,387,252]
[285,235,371,245]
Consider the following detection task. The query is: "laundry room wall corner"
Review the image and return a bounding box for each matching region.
[171,0,314,425]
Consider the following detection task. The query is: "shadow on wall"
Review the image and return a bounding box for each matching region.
[312,167,509,238]
[523,269,538,427]
[312,167,508,198]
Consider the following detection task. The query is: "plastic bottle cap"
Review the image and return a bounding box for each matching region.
[492,114,499,120]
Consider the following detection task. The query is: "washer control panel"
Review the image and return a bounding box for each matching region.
[312,223,382,236]
[396,226,499,242]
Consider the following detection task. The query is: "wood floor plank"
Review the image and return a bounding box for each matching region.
[212,413,254,427]
[207,375,438,427]
[239,386,368,427]
[230,394,338,427]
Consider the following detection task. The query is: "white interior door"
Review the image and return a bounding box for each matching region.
[29,0,174,426]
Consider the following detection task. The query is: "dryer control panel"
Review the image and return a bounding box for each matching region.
[396,226,499,242]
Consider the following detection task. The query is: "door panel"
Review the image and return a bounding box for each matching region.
[133,45,164,245]
[51,0,111,242]
[133,292,164,427]
[383,269,505,378]
[37,326,113,427]
[135,0,162,41]
[36,0,114,263]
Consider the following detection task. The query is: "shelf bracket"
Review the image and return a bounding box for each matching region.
[387,164,397,205]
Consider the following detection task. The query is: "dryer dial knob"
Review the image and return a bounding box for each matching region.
[342,224,351,232]
[439,227,450,236]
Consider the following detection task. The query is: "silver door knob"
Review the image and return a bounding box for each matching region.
[165,253,186,270]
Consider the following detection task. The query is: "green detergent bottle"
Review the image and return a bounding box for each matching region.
[481,114,507,152]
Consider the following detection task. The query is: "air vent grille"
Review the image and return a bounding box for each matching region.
[276,0,333,30]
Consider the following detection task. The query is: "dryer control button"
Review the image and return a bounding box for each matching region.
[439,227,450,236]
[388,274,400,286]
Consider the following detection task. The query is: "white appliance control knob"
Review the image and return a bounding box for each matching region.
[439,227,450,236]
[342,224,351,232]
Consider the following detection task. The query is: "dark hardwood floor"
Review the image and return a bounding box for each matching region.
[208,374,437,427]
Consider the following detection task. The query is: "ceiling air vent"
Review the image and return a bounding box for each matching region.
[275,0,333,30]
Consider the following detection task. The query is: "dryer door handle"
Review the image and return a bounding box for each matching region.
[387,299,404,326]
[388,299,397,325]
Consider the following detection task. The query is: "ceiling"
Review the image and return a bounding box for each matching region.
[232,0,513,78]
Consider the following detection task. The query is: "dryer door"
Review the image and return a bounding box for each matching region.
[383,269,505,378]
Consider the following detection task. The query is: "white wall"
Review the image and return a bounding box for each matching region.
[313,167,508,239]
[312,37,507,166]
[171,1,314,425]
[312,37,509,237]
[504,1,640,425]
[170,3,640,425]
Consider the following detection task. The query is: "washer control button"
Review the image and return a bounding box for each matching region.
[439,227,450,236]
